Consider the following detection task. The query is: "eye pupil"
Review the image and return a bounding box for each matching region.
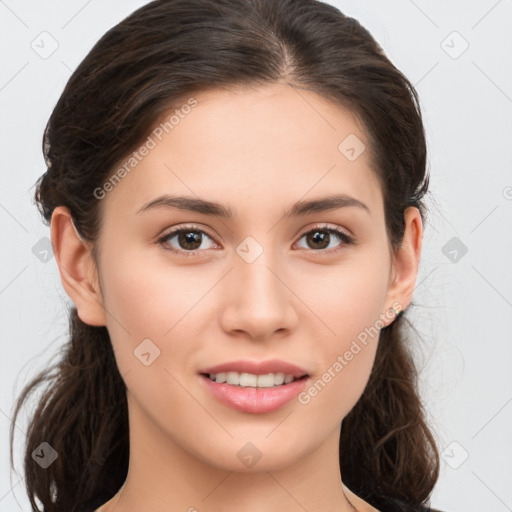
[178,231,202,250]
[307,230,330,249]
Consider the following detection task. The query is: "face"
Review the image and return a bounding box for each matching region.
[80,83,404,471]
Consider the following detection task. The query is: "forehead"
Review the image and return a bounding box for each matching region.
[100,83,383,222]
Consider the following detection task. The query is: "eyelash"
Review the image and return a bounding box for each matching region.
[157,224,355,258]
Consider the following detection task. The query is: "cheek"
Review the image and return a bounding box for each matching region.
[101,241,206,327]
[97,248,210,429]
[97,244,199,371]
[296,246,391,340]
[98,243,233,404]
[293,252,391,418]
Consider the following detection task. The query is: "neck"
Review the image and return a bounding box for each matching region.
[101,393,372,512]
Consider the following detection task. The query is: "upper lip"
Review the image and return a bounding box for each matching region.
[199,359,310,379]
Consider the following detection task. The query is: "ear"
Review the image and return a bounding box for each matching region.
[50,206,107,326]
[384,206,423,324]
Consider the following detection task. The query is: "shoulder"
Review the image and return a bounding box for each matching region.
[360,490,446,512]
[75,501,104,512]
[375,498,446,512]
[75,506,99,512]
[75,490,116,512]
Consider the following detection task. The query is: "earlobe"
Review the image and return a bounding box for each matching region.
[384,206,423,323]
[50,206,107,326]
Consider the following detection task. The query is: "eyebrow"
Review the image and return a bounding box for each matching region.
[136,193,370,218]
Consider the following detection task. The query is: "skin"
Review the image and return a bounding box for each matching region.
[51,82,422,512]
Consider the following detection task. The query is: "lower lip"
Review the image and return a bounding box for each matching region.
[199,374,309,414]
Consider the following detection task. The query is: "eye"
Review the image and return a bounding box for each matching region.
[295,225,354,254]
[157,225,219,258]
[157,223,355,258]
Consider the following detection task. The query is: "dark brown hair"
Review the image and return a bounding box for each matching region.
[10,0,439,510]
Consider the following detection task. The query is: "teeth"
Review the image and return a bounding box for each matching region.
[208,371,301,387]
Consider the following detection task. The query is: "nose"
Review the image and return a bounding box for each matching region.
[218,249,298,342]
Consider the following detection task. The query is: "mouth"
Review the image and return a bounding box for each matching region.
[198,372,311,414]
[200,371,309,389]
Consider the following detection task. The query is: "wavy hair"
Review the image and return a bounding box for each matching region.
[10,1,438,510]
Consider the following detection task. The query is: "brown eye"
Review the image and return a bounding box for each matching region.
[296,225,354,253]
[175,230,203,251]
[305,230,331,250]
[158,226,217,257]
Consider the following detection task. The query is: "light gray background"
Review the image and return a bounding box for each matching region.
[1,1,511,511]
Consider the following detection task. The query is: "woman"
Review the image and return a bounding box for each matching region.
[10,0,444,510]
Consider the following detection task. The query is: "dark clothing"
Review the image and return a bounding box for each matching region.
[78,492,445,512]
[361,489,444,512]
